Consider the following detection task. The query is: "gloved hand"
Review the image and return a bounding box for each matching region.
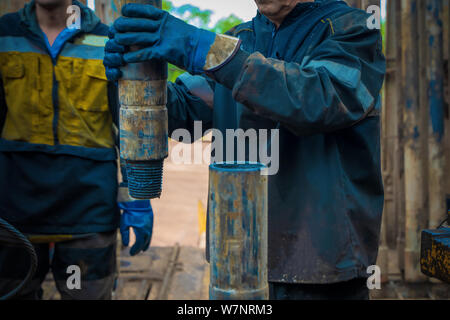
[104,26,125,81]
[103,3,216,79]
[118,200,154,256]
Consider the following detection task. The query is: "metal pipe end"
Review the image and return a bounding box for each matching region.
[125,160,164,199]
[209,162,266,173]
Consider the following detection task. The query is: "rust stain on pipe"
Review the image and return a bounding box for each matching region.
[117,0,168,199]
[426,0,446,229]
[208,162,268,300]
[402,0,428,282]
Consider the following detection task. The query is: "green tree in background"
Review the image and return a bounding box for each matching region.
[173,4,213,29]
[212,14,243,34]
[162,0,244,82]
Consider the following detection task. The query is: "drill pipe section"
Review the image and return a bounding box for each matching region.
[117,0,168,199]
[208,162,268,300]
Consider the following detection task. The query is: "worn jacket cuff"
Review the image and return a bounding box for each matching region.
[210,49,250,90]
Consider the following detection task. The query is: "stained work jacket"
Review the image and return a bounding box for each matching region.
[168,0,386,283]
[0,1,120,234]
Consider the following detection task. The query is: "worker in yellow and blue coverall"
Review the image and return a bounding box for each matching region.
[0,0,154,300]
[104,0,386,300]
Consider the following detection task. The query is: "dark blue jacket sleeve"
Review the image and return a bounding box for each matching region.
[167,74,214,141]
[214,10,386,136]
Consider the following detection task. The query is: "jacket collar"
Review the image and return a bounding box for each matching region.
[257,0,342,29]
[19,0,100,37]
[252,0,349,61]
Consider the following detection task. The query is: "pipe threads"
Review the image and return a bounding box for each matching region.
[126,160,164,199]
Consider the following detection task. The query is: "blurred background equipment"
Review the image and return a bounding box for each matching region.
[379,0,450,289]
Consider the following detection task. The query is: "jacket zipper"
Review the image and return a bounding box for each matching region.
[44,38,78,146]
[51,62,60,146]
[268,24,278,58]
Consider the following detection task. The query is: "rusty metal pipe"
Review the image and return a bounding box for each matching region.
[0,0,30,15]
[402,0,428,282]
[394,0,406,274]
[345,0,361,9]
[378,0,397,282]
[426,0,446,229]
[361,0,380,9]
[208,162,268,300]
[117,0,168,199]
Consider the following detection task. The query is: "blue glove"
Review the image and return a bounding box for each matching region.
[103,3,216,80]
[104,26,126,81]
[118,200,154,256]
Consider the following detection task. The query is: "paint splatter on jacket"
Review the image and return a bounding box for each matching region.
[167,0,386,283]
[0,1,120,234]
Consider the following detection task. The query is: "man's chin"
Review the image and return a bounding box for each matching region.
[257,5,275,15]
[35,0,65,10]
[255,2,281,17]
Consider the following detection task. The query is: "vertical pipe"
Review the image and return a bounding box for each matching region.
[361,0,381,9]
[96,0,122,25]
[0,0,30,15]
[445,0,450,209]
[209,163,268,300]
[419,0,430,232]
[117,0,168,200]
[346,0,361,9]
[378,0,397,282]
[386,0,400,247]
[417,0,433,282]
[401,0,428,282]
[426,0,446,229]
[394,0,406,275]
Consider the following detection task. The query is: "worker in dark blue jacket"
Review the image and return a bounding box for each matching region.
[104,0,386,300]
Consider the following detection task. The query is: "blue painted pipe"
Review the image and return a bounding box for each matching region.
[208,162,268,300]
[118,0,168,199]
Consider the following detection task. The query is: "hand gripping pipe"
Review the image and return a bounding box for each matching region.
[208,162,268,300]
[118,0,168,199]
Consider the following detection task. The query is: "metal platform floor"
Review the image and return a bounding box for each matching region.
[42,245,210,300]
[41,246,448,300]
